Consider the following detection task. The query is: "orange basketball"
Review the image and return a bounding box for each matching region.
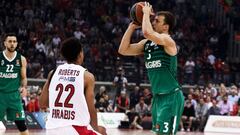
[129,2,145,25]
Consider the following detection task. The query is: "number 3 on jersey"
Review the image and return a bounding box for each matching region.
[54,83,75,108]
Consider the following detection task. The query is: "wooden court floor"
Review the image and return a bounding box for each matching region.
[1,129,238,135]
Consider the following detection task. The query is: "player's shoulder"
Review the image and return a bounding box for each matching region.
[84,70,95,82]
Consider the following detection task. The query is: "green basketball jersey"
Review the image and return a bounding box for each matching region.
[0,51,22,93]
[144,40,180,94]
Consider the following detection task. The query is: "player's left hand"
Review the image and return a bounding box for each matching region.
[20,87,27,97]
[129,22,141,29]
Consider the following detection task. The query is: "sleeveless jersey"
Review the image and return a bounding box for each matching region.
[144,40,180,94]
[46,63,90,129]
[0,51,22,93]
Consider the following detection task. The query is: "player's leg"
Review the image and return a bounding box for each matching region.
[0,93,7,121]
[14,120,29,135]
[172,90,184,134]
[7,91,29,135]
[152,91,184,135]
[151,94,174,135]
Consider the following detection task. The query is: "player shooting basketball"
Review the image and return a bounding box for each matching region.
[118,2,184,135]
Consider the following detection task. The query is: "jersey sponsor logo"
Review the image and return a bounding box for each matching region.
[58,76,76,82]
[145,60,162,69]
[52,109,75,120]
[0,72,18,78]
[16,59,20,66]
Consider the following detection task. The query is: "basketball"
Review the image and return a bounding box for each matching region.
[129,2,145,25]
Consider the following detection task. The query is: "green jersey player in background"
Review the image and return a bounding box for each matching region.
[118,2,184,135]
[0,33,29,135]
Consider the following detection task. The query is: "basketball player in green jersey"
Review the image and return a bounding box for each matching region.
[119,2,184,135]
[0,33,29,135]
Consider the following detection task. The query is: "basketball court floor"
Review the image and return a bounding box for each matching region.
[0,129,238,135]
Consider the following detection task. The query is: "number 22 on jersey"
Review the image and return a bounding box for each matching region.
[54,83,75,108]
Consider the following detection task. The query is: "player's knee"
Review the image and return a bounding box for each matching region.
[15,120,27,132]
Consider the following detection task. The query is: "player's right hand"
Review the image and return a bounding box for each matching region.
[98,126,107,135]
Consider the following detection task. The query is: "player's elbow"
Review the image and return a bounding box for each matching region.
[118,47,127,55]
[143,30,153,39]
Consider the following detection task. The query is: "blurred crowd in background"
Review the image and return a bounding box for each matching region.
[1,0,240,131]
[0,0,239,85]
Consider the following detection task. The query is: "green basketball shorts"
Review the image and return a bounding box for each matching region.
[0,91,25,121]
[152,90,184,135]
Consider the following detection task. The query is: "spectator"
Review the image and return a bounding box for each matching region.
[142,88,152,110]
[126,107,143,130]
[195,98,208,132]
[135,97,148,118]
[35,39,46,55]
[180,100,196,132]
[214,58,224,83]
[205,96,213,109]
[116,91,129,113]
[95,85,107,102]
[95,97,107,112]
[129,86,141,109]
[216,83,228,101]
[207,83,218,98]
[73,27,85,40]
[228,85,239,105]
[27,94,39,112]
[208,99,221,116]
[230,101,239,116]
[52,34,61,48]
[187,94,197,109]
[113,67,128,97]
[218,95,232,115]
[103,94,113,112]
[184,57,195,84]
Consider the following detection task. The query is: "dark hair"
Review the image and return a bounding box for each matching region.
[3,33,17,41]
[60,37,83,62]
[156,11,175,33]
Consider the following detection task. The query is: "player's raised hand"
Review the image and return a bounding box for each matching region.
[142,2,154,15]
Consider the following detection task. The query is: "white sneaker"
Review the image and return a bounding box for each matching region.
[187,128,190,132]
[181,128,184,132]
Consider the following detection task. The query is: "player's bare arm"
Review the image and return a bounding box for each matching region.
[39,70,54,110]
[20,55,27,97]
[84,71,98,131]
[84,71,107,135]
[142,2,177,56]
[118,23,147,56]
